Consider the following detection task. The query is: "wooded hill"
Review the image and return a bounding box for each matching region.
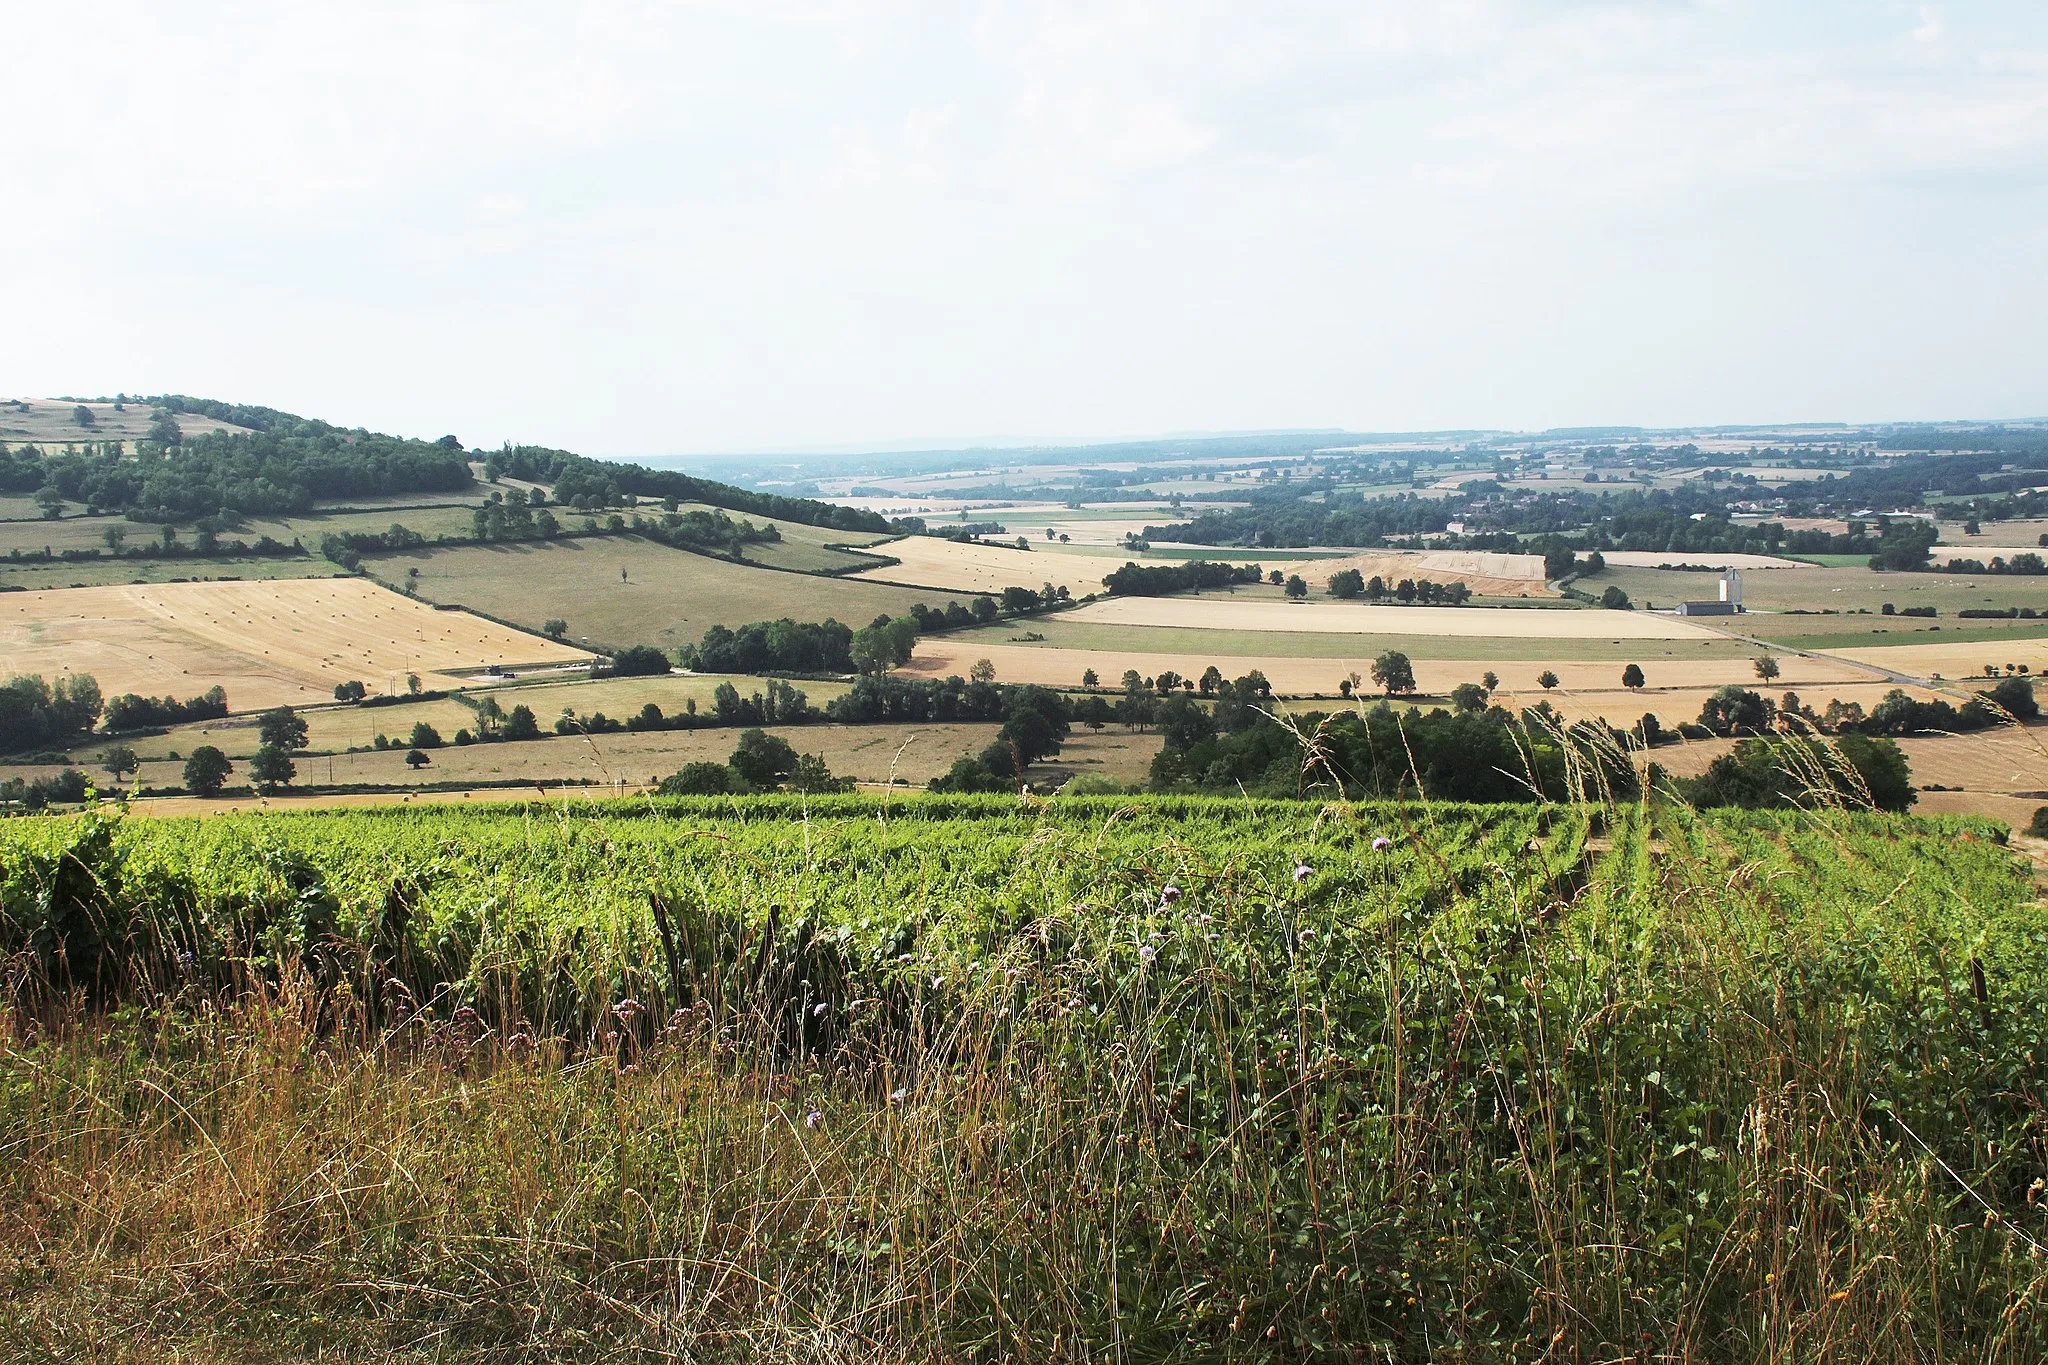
[1,395,886,534]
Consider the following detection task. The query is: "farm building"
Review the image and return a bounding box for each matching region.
[1675,568,1744,617]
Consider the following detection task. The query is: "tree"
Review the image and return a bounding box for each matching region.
[544,619,569,640]
[1983,674,2038,720]
[1266,570,1284,586]
[1537,671,1560,690]
[1753,655,1781,683]
[1482,671,1499,691]
[1699,685,1770,736]
[1600,586,1632,610]
[1328,568,1365,599]
[408,721,444,749]
[101,745,139,780]
[1621,664,1645,689]
[730,728,799,788]
[250,744,296,791]
[1081,668,1099,687]
[183,746,232,796]
[406,672,422,696]
[607,645,672,677]
[1284,574,1308,601]
[970,658,997,684]
[72,404,96,429]
[333,680,367,702]
[1449,682,1489,712]
[101,524,126,552]
[1370,650,1416,696]
[504,704,541,740]
[405,748,431,769]
[258,706,310,753]
[660,761,732,795]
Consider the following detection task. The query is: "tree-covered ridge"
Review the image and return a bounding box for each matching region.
[9,409,474,519]
[484,445,888,534]
[6,394,887,535]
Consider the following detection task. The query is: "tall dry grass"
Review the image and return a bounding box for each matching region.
[2,787,2045,1363]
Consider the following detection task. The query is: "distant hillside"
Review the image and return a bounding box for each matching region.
[0,395,887,534]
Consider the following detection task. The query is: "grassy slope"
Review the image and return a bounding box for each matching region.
[357,536,969,650]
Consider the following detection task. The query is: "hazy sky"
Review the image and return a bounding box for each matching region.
[6,2,2045,456]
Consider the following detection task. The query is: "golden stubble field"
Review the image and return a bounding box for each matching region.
[0,579,593,711]
[851,535,1112,597]
[1064,595,1722,640]
[1274,549,1553,597]
[91,723,1162,798]
[896,637,1939,725]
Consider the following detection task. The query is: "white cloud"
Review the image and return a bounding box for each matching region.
[3,1,2046,451]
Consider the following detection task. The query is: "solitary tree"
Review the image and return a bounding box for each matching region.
[1537,670,1561,690]
[333,679,367,702]
[1482,671,1499,691]
[1754,655,1781,683]
[101,745,139,780]
[1621,663,1646,689]
[1284,574,1308,601]
[1370,650,1417,696]
[1081,668,1099,687]
[183,746,232,796]
[405,748,431,769]
[250,744,296,792]
[101,524,126,552]
[72,404,96,429]
[970,658,997,684]
[544,619,569,640]
[258,706,310,753]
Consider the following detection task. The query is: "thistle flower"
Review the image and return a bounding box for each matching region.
[1138,942,1157,965]
[1293,863,1313,882]
[1371,836,1392,851]
[1160,884,1182,905]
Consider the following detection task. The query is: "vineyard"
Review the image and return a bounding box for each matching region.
[3,794,2046,1361]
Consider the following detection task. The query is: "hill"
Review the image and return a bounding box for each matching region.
[0,394,885,534]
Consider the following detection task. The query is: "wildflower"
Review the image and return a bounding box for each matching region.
[1160,884,1182,905]
[613,998,644,1021]
[811,1001,831,1017]
[1298,928,1316,943]
[1293,863,1313,882]
[1371,836,1392,851]
[805,1109,823,1129]
[896,953,915,964]
[1138,943,1157,965]
[889,1088,908,1104]
[454,1005,480,1025]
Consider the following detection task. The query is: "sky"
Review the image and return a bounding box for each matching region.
[5,1,2046,458]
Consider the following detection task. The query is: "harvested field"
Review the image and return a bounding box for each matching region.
[1596,550,1811,569]
[0,558,339,592]
[1065,595,1720,640]
[360,537,961,649]
[0,400,249,447]
[94,723,1160,793]
[900,640,1897,722]
[1830,637,2048,681]
[850,536,1108,597]
[931,617,1755,662]
[0,579,592,712]
[1276,549,1552,597]
[1593,563,2048,619]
